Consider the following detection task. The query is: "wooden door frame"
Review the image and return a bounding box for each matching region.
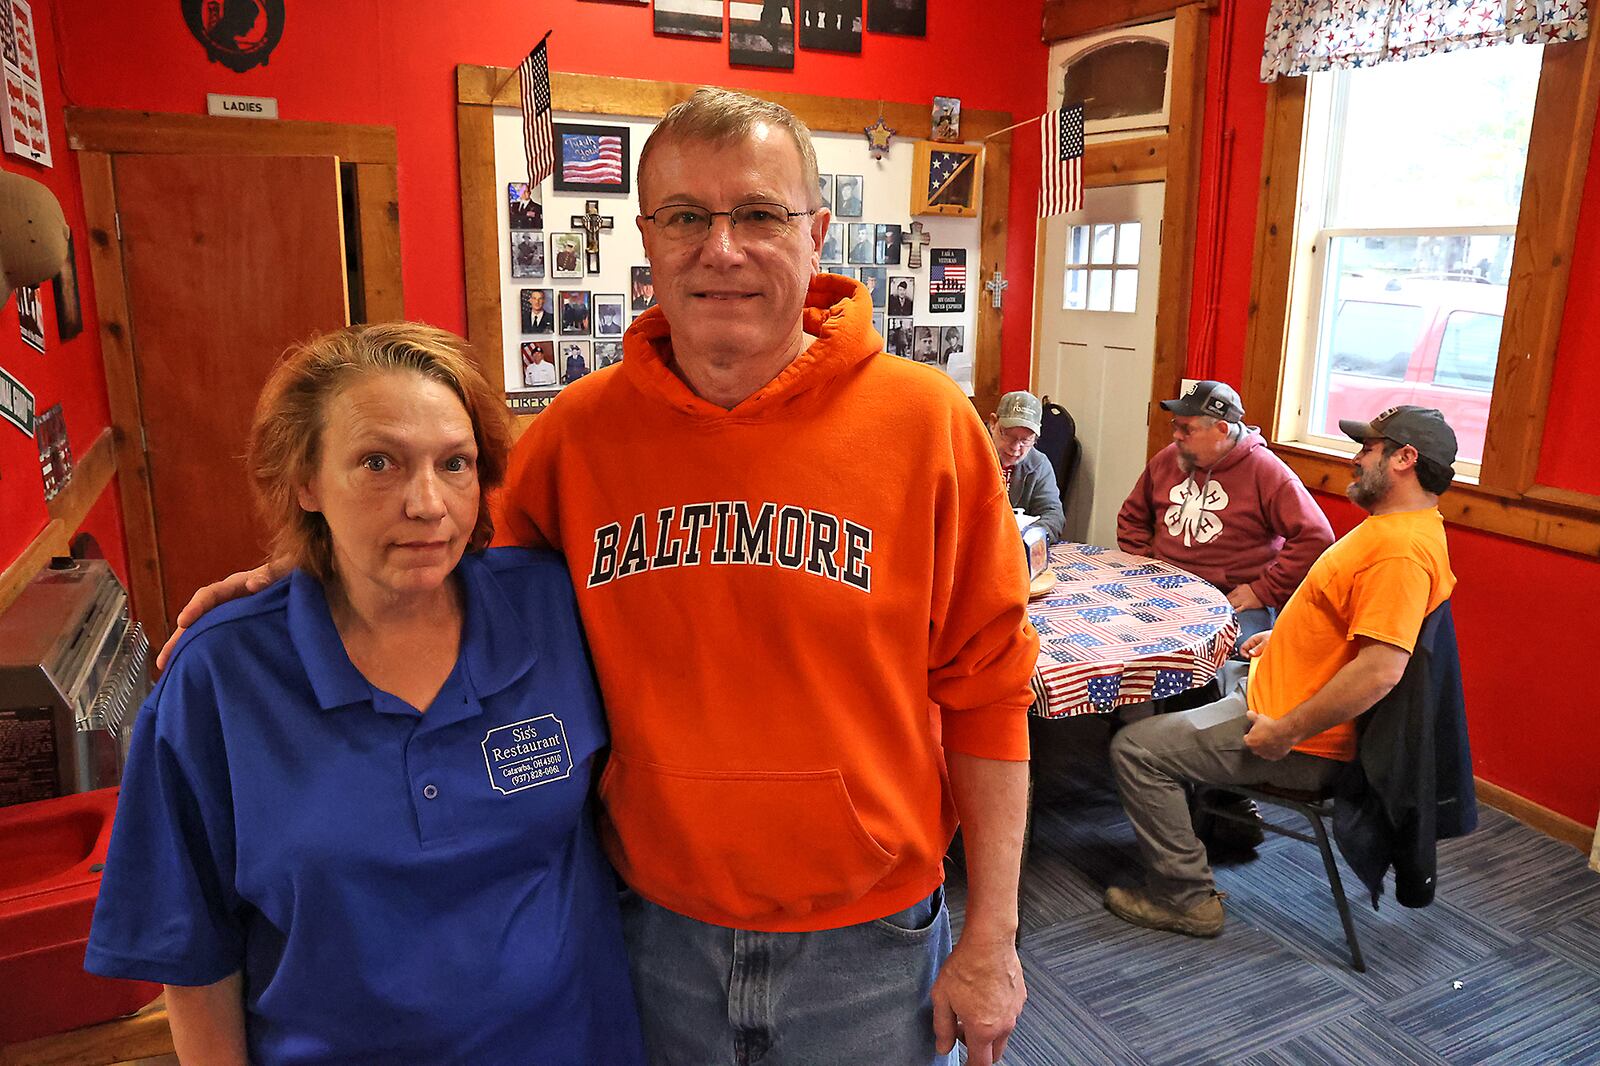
[454,66,1014,422]
[1030,4,1209,459]
[65,109,404,646]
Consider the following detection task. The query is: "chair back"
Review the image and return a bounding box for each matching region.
[1036,398,1080,515]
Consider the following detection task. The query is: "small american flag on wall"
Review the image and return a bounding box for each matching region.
[519,35,555,186]
[1038,103,1084,217]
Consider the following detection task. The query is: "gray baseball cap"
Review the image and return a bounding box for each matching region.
[1339,406,1458,468]
[1160,380,1245,423]
[995,391,1043,435]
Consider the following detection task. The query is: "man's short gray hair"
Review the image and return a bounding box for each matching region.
[637,87,821,210]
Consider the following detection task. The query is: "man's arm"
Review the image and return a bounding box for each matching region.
[1020,455,1067,540]
[1115,466,1157,555]
[166,973,250,1066]
[932,752,1028,1066]
[1243,637,1409,760]
[1248,480,1335,608]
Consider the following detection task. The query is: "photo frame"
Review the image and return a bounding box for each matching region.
[594,340,624,369]
[817,173,834,212]
[550,233,584,279]
[559,290,592,335]
[821,222,843,264]
[834,175,864,218]
[631,265,656,311]
[559,340,593,384]
[912,141,982,218]
[553,123,630,195]
[510,231,545,279]
[520,288,554,335]
[859,266,887,308]
[800,0,863,52]
[887,275,914,316]
[886,317,912,358]
[51,233,83,341]
[520,341,558,388]
[846,223,875,265]
[875,224,903,265]
[508,182,544,230]
[594,294,626,337]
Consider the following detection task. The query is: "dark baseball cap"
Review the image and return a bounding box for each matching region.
[1160,380,1245,423]
[1339,406,1458,468]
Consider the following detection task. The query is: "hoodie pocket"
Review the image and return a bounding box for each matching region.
[599,750,898,925]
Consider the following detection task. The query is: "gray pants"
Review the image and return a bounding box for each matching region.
[1108,672,1343,907]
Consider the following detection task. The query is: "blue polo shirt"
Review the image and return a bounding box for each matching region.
[86,548,646,1066]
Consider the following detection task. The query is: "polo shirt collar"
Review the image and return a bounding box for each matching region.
[286,552,538,712]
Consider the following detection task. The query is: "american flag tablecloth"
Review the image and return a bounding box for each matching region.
[1029,543,1238,719]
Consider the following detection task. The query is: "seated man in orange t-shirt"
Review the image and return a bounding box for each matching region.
[1104,406,1459,937]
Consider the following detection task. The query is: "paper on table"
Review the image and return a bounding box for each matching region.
[1014,510,1039,531]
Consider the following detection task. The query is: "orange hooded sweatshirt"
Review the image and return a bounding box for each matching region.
[495,276,1038,932]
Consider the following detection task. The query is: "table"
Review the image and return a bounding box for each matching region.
[1028,542,1238,719]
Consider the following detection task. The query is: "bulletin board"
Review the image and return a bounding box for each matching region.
[455,66,1014,424]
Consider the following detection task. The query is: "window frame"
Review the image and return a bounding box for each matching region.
[1240,35,1600,556]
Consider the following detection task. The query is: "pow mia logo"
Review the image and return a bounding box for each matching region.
[182,0,285,73]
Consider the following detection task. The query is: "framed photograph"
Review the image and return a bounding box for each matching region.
[875,224,903,265]
[510,231,545,278]
[867,0,925,36]
[34,402,71,502]
[520,341,557,388]
[595,294,626,337]
[939,325,965,365]
[559,290,592,335]
[800,0,862,52]
[631,265,656,311]
[594,340,624,369]
[16,285,43,352]
[559,340,592,385]
[520,288,554,335]
[834,175,864,218]
[508,182,543,230]
[859,266,887,309]
[931,97,962,142]
[912,141,982,218]
[817,173,834,212]
[887,275,914,316]
[820,222,843,264]
[553,123,630,195]
[51,233,83,341]
[654,0,722,39]
[551,233,584,279]
[833,266,856,281]
[846,223,875,265]
[872,310,886,336]
[886,317,913,357]
[912,325,938,364]
[729,0,794,69]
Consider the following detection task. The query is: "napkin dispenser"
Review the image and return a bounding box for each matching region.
[1022,524,1050,582]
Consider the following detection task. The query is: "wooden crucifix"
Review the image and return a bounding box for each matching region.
[572,199,614,274]
[906,221,931,269]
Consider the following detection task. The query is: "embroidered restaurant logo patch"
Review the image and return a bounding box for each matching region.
[481,715,574,794]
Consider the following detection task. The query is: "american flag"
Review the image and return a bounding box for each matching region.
[1038,103,1084,217]
[519,36,555,186]
[930,260,967,293]
[561,134,624,185]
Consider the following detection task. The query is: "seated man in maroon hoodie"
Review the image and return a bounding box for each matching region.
[1117,380,1332,649]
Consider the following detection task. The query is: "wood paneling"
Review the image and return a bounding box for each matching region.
[1480,36,1600,495]
[1083,135,1167,188]
[0,997,171,1066]
[1042,0,1207,42]
[1475,777,1596,854]
[0,429,117,614]
[456,64,1014,404]
[66,108,396,163]
[353,162,404,322]
[1147,3,1210,457]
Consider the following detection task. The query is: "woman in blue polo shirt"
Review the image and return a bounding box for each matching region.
[86,323,647,1065]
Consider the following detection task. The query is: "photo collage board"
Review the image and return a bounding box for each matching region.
[492,109,981,412]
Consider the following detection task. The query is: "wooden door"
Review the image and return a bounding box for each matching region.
[114,154,349,631]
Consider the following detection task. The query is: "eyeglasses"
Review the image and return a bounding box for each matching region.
[642,202,816,243]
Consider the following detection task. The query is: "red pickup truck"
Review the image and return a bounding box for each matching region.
[1315,276,1501,466]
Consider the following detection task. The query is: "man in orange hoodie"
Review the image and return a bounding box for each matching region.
[498,89,1038,1066]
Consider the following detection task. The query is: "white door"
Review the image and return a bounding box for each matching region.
[1034,181,1164,547]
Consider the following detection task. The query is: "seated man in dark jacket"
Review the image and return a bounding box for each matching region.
[1105,406,1458,937]
[987,391,1066,540]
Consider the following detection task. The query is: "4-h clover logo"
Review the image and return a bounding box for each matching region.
[1163,474,1229,546]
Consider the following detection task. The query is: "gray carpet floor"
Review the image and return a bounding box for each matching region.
[944,716,1600,1066]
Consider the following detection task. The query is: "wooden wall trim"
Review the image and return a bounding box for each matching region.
[0,995,172,1066]
[1042,0,1208,42]
[352,162,404,322]
[1147,3,1209,458]
[0,428,117,615]
[65,108,397,164]
[1480,36,1600,495]
[455,64,1013,412]
[1084,135,1167,187]
[1474,777,1596,854]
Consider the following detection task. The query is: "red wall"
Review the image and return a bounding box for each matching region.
[0,0,127,585]
[50,0,1046,396]
[1189,0,1600,827]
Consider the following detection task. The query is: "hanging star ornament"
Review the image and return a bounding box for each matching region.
[864,115,896,160]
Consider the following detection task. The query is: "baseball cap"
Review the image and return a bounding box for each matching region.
[1339,406,1458,468]
[1160,380,1245,423]
[995,391,1044,435]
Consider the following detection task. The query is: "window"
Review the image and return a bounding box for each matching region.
[1062,221,1140,312]
[1278,45,1542,472]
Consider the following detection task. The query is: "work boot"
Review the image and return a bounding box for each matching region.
[1104,884,1226,937]
[1200,795,1266,851]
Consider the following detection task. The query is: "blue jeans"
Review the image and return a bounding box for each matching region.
[1232,606,1276,655]
[619,886,955,1066]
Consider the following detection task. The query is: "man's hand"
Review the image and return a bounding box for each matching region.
[1226,584,1265,612]
[155,561,285,670]
[1239,631,1271,658]
[932,934,1026,1066]
[1242,710,1299,761]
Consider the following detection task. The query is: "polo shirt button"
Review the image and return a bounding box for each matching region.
[423,784,439,800]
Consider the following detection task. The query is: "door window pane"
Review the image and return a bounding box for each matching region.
[1116,223,1141,265]
[1090,224,1116,264]
[1063,269,1088,310]
[1067,225,1089,265]
[1087,269,1113,310]
[1111,268,1138,312]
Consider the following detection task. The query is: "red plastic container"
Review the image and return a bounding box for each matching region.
[0,788,160,1043]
